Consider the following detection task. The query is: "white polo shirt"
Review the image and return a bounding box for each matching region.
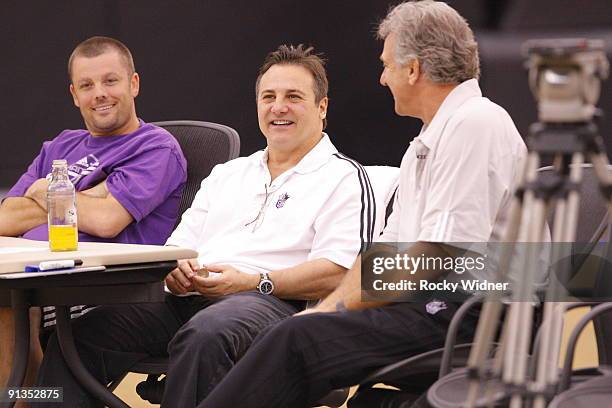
[379,79,527,244]
[167,134,375,275]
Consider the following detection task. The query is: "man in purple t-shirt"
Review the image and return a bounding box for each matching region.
[0,36,187,393]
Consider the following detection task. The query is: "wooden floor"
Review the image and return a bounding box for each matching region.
[114,374,159,408]
[113,374,358,407]
[112,307,599,407]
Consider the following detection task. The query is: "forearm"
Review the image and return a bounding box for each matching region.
[269,258,346,300]
[0,197,47,237]
[316,242,450,312]
[315,256,388,312]
[75,193,133,238]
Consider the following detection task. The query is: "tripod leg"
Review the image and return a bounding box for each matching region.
[503,152,549,408]
[464,152,533,408]
[533,153,585,408]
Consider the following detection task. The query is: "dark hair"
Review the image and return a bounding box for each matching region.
[68,36,135,81]
[256,44,329,129]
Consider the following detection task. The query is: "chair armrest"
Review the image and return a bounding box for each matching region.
[439,294,486,377]
[529,301,599,377]
[314,388,350,408]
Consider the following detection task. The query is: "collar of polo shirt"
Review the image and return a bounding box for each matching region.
[415,79,482,151]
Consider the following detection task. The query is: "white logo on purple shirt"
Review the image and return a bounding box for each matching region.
[68,154,100,184]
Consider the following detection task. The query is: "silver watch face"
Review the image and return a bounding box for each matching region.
[259,280,274,295]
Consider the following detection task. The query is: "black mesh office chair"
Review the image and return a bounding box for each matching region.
[106,120,240,402]
[153,120,240,221]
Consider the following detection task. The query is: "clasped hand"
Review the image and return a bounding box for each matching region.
[165,259,258,297]
[24,178,50,210]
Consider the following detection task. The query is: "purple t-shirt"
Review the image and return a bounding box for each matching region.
[6,120,187,245]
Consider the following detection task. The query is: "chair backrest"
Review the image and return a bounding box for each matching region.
[539,164,609,301]
[153,120,240,221]
[540,164,612,366]
[364,165,400,238]
[539,164,609,243]
[572,164,609,244]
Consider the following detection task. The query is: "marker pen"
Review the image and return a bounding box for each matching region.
[38,259,83,271]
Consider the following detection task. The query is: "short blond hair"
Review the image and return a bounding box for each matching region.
[68,36,135,81]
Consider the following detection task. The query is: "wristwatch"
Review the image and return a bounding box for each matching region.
[257,272,275,295]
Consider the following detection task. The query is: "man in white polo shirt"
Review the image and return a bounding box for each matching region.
[200,2,528,407]
[35,44,375,408]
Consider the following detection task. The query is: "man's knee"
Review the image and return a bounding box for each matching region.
[256,314,313,349]
[68,304,154,347]
[169,312,228,354]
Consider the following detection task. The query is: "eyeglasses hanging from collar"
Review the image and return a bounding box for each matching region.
[244,184,271,232]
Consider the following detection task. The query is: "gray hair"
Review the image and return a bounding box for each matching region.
[377,0,480,83]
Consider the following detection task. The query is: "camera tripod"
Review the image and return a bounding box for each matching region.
[461,120,612,408]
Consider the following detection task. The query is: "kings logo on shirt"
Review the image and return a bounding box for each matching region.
[275,192,290,208]
[67,154,101,184]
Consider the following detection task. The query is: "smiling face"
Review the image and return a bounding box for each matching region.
[69,50,140,136]
[257,64,328,154]
[379,33,421,118]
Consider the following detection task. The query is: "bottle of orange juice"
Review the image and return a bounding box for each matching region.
[47,159,78,251]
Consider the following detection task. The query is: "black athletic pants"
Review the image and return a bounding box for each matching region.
[201,301,479,408]
[35,292,301,408]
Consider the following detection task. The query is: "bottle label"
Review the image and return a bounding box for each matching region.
[66,208,77,224]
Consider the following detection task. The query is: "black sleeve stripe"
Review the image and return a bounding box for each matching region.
[342,153,376,244]
[350,154,375,246]
[382,186,398,234]
[332,153,367,249]
[336,154,366,249]
[333,153,376,250]
[360,162,376,243]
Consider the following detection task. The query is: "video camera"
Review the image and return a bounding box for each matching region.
[524,38,609,123]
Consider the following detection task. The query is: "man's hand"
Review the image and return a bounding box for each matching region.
[165,258,203,295]
[191,265,259,298]
[24,178,49,211]
[294,308,322,317]
[294,301,340,316]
